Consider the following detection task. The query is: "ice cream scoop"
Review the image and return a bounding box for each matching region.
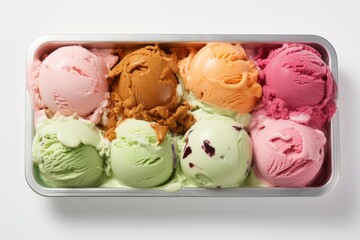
[179,117,252,188]
[251,119,326,187]
[27,46,117,124]
[108,45,180,111]
[258,44,337,128]
[183,42,262,114]
[105,45,195,140]
[110,119,174,188]
[32,116,108,187]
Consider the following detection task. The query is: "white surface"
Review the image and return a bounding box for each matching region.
[0,0,359,239]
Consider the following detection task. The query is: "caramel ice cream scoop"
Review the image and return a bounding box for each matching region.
[109,45,180,111]
[106,45,196,141]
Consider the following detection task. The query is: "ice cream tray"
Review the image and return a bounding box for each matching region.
[25,34,339,196]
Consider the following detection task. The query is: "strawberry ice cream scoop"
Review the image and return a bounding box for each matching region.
[27,46,117,124]
[257,44,336,128]
[252,119,326,187]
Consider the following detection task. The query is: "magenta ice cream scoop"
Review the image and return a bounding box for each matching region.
[257,44,337,128]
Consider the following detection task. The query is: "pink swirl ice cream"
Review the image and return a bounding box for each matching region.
[251,119,326,187]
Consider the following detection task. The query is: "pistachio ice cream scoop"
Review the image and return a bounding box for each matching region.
[109,119,175,188]
[33,116,108,187]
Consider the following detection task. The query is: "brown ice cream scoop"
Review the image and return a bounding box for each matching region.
[109,45,180,111]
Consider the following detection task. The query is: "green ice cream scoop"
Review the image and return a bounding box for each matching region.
[110,119,174,188]
[33,116,108,187]
[179,117,253,188]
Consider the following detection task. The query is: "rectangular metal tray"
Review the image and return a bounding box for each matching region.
[25,34,340,196]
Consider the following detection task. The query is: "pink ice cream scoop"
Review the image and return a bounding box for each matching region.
[257,44,337,128]
[251,119,326,187]
[27,46,117,124]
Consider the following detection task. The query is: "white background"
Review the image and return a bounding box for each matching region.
[0,0,359,239]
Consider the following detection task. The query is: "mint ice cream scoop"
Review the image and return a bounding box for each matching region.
[179,117,252,188]
[33,116,108,187]
[110,119,174,188]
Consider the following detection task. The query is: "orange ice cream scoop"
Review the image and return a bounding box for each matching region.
[109,45,180,111]
[186,42,262,114]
